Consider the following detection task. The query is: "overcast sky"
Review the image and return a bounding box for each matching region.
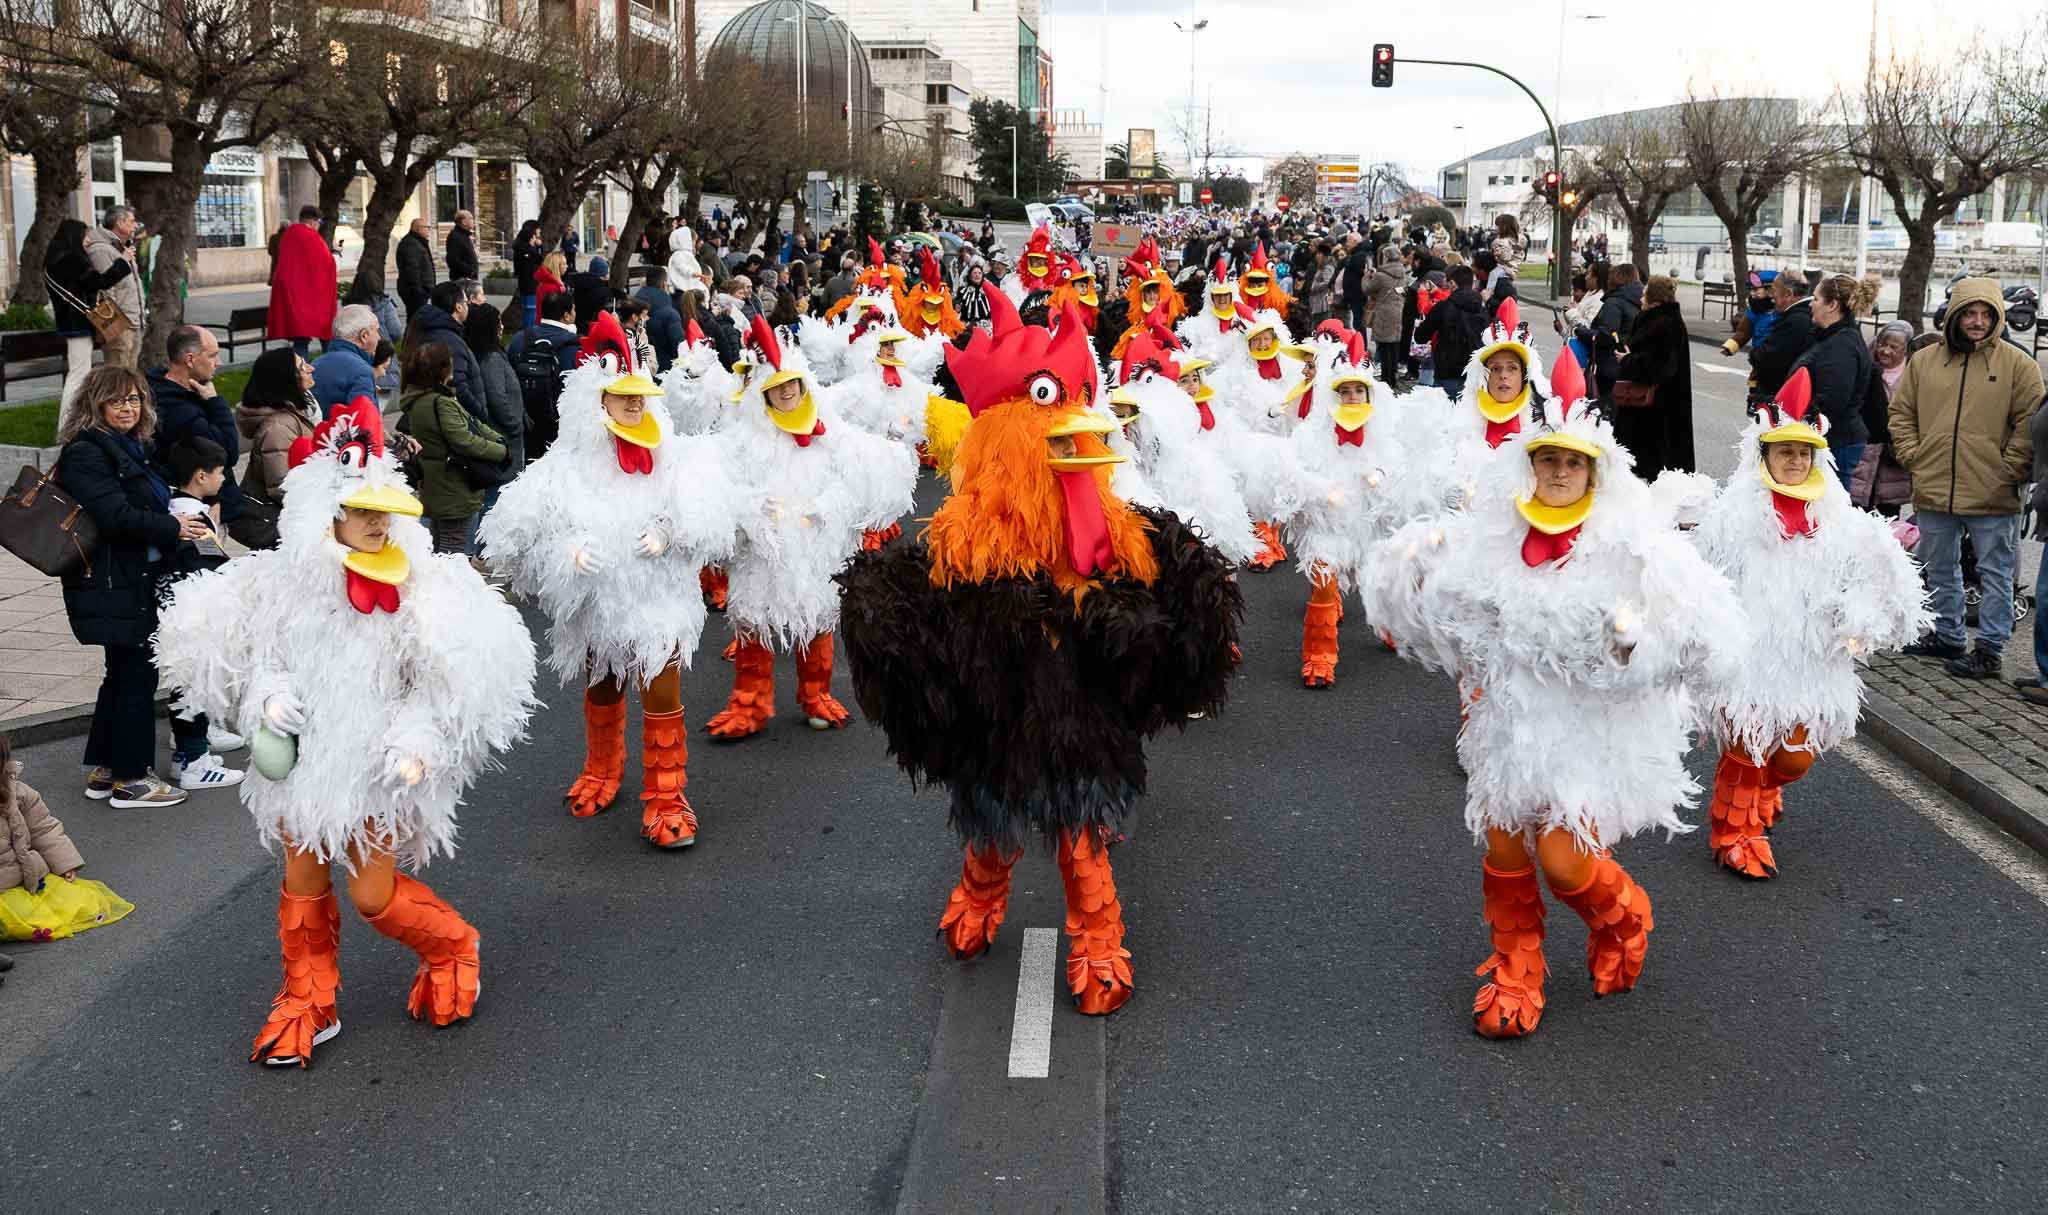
[1037,1,2039,185]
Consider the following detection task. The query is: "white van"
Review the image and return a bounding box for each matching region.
[1976,222,2043,251]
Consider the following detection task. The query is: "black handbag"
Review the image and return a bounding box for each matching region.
[0,464,101,577]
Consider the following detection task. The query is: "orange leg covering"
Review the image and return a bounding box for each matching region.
[1550,853,1654,997]
[1249,520,1288,570]
[361,873,479,1027]
[1763,725,1816,823]
[706,637,776,740]
[939,845,1019,959]
[1057,830,1134,1015]
[1473,862,1548,1039]
[638,664,696,848]
[566,681,629,817]
[699,565,728,611]
[796,633,851,729]
[251,886,342,1067]
[1301,573,1341,689]
[1708,749,1780,879]
[862,522,904,551]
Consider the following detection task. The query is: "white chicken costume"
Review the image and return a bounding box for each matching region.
[706,315,920,739]
[1413,298,1551,515]
[1105,331,1262,566]
[155,400,537,1065]
[1689,368,1930,879]
[1274,332,1440,688]
[1361,349,1746,1039]
[662,318,739,437]
[1174,255,1243,366]
[1206,303,1308,568]
[482,325,741,849]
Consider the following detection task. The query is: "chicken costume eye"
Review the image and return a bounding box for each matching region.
[1027,373,1063,405]
[338,442,369,469]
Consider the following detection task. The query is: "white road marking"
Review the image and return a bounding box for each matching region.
[1007,927,1059,1079]
[1839,739,2048,908]
[1694,361,1750,377]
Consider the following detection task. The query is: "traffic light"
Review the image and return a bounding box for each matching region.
[1560,189,1578,208]
[1541,170,1560,201]
[1371,44,1394,88]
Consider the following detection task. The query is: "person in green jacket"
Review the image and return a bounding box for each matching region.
[400,341,506,554]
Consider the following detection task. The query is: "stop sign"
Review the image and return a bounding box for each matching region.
[1276,195,1290,212]
[1199,188,1213,204]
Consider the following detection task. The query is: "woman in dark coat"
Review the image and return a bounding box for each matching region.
[512,220,544,328]
[1611,275,1696,475]
[45,218,134,413]
[53,366,210,807]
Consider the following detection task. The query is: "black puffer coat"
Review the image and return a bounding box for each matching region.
[1790,316,1872,450]
[54,427,179,647]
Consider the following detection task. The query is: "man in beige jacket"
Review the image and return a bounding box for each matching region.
[83,206,144,370]
[1890,277,2046,679]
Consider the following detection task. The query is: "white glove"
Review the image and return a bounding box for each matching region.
[572,544,606,575]
[263,692,307,734]
[636,532,666,558]
[383,749,427,788]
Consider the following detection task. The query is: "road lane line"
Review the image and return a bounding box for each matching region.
[1695,361,1750,376]
[1841,739,2048,907]
[1007,927,1058,1079]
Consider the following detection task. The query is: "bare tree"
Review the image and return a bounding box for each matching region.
[1585,111,1690,276]
[0,0,300,361]
[1357,161,1416,216]
[0,74,117,309]
[607,48,696,292]
[1266,154,1320,211]
[285,2,538,304]
[1167,101,1238,182]
[508,11,650,246]
[1842,29,2048,329]
[1676,89,1824,286]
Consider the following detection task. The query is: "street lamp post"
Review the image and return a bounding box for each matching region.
[1552,7,1604,289]
[1172,12,1208,179]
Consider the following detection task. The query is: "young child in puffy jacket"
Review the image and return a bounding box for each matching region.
[1,731,134,950]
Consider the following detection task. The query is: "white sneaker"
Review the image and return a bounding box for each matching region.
[208,726,247,752]
[175,753,246,791]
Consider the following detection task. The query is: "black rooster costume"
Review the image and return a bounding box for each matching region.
[835,286,1242,1015]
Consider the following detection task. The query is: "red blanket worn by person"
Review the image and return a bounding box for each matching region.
[267,223,338,342]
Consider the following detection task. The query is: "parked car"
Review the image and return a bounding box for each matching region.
[1050,201,1096,224]
[1647,233,1668,254]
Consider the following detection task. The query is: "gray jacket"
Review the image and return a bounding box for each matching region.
[474,345,527,475]
[84,227,143,326]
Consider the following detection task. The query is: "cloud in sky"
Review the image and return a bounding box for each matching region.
[1038,1,2041,182]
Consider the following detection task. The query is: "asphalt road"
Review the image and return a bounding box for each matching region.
[10,392,2048,1213]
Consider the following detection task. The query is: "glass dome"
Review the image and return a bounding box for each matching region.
[707,0,873,113]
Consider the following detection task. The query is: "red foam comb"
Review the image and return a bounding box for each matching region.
[1212,255,1229,282]
[1250,242,1269,272]
[748,313,783,372]
[1118,330,1181,385]
[1150,321,1185,352]
[1345,330,1366,367]
[867,237,884,267]
[919,245,941,286]
[945,283,1097,418]
[579,311,632,371]
[1495,297,1520,335]
[1548,342,1586,407]
[287,396,384,470]
[1777,367,1813,421]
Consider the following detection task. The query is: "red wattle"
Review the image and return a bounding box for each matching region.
[1335,424,1362,447]
[614,436,653,474]
[345,568,401,614]
[1520,525,1580,568]
[1195,401,1215,431]
[1257,358,1283,381]
[1772,491,1817,538]
[1298,387,1314,420]
[1485,415,1521,448]
[882,364,903,389]
[1056,469,1115,578]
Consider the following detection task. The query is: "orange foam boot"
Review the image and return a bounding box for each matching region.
[1551,853,1653,997]
[362,874,480,1026]
[1249,520,1288,570]
[700,565,728,611]
[1762,725,1815,830]
[939,845,1019,959]
[251,886,342,1067]
[639,707,698,848]
[1057,829,1133,1015]
[706,638,776,740]
[565,691,627,817]
[1301,578,1341,688]
[862,522,904,551]
[1472,862,1548,1039]
[1709,749,1779,879]
[796,633,851,729]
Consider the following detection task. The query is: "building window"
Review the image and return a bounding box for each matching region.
[195,175,261,249]
[436,157,475,222]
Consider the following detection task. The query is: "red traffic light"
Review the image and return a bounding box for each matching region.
[1542,171,1560,187]
[1371,43,1395,87]
[1376,47,1391,62]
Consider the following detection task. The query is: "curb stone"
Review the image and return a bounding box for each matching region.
[1858,688,2048,859]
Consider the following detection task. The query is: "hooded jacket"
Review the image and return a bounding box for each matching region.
[1888,278,2044,516]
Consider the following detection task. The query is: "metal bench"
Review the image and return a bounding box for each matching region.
[204,305,272,362]
[1701,280,1738,322]
[0,330,78,402]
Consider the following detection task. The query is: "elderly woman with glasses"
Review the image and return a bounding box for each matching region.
[53,366,213,808]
